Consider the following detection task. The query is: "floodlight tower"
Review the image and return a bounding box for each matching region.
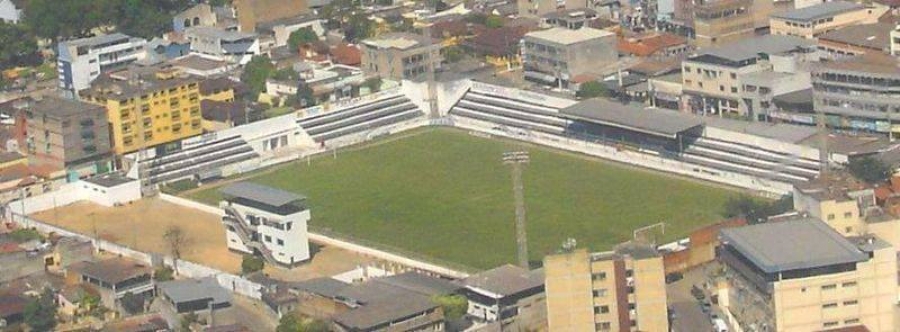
[503,151,530,269]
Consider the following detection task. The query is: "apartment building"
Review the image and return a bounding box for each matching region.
[57,33,148,96]
[80,65,203,155]
[522,27,617,88]
[219,182,310,267]
[719,218,897,332]
[692,0,755,48]
[185,27,260,65]
[232,0,309,32]
[519,0,587,18]
[22,96,111,171]
[682,35,815,117]
[770,1,888,39]
[544,243,668,332]
[811,53,900,136]
[360,33,442,81]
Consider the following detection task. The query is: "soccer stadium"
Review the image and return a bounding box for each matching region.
[123,79,850,269]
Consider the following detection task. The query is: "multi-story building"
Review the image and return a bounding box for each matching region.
[692,0,755,48]
[719,218,897,332]
[184,27,260,65]
[22,96,111,171]
[793,173,876,237]
[360,33,442,81]
[522,27,617,88]
[219,181,310,267]
[891,25,900,56]
[544,243,668,332]
[80,65,203,155]
[460,265,546,330]
[232,0,309,32]
[817,23,896,59]
[770,1,888,39]
[682,35,815,117]
[57,33,148,97]
[811,52,900,136]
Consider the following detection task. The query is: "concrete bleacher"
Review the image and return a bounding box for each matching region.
[141,135,259,183]
[298,95,424,143]
[682,136,820,183]
[449,90,569,134]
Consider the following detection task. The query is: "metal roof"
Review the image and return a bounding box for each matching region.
[771,1,864,22]
[333,280,440,330]
[462,264,544,297]
[219,182,304,207]
[157,277,232,305]
[560,98,703,138]
[720,218,868,274]
[694,35,814,63]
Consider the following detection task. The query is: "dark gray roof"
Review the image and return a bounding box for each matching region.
[818,22,895,51]
[334,281,440,330]
[771,1,864,22]
[703,116,819,144]
[84,172,135,188]
[462,264,544,297]
[158,277,232,305]
[695,35,814,63]
[290,277,349,298]
[27,96,105,119]
[376,272,462,296]
[560,98,703,138]
[219,182,304,207]
[720,218,868,273]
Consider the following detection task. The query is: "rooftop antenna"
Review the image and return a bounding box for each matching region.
[503,151,530,269]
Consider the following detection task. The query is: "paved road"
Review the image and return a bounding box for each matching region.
[667,268,715,332]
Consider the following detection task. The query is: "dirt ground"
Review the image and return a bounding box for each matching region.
[30,198,377,280]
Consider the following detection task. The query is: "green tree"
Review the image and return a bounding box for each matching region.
[576,81,610,99]
[432,294,468,320]
[24,288,57,332]
[240,56,276,101]
[0,22,39,70]
[848,156,892,184]
[344,12,374,42]
[241,255,265,274]
[155,266,175,281]
[289,83,316,108]
[288,28,319,52]
[723,195,793,224]
[277,314,329,332]
[363,77,382,93]
[8,228,43,242]
[485,15,504,28]
[272,68,301,81]
[442,46,464,63]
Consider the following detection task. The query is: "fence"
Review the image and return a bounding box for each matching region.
[9,213,264,300]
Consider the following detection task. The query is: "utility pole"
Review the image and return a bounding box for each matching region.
[503,151,530,269]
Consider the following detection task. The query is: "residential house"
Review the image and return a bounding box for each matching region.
[360,33,442,80]
[618,33,689,58]
[256,15,325,49]
[460,265,546,330]
[65,258,155,311]
[170,54,239,78]
[57,34,149,97]
[174,3,219,33]
[770,1,888,39]
[157,277,232,314]
[0,0,23,24]
[185,27,260,65]
[332,273,451,332]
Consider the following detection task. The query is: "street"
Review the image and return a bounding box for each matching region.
[667,268,716,332]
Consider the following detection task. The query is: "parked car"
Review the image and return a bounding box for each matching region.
[691,285,705,300]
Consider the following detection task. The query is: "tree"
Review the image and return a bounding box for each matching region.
[344,12,374,42]
[442,46,464,63]
[289,82,316,108]
[181,311,199,331]
[485,15,504,28]
[363,77,382,93]
[240,55,276,101]
[241,255,265,274]
[723,195,793,224]
[848,156,892,184]
[24,288,57,332]
[121,292,145,314]
[576,81,610,99]
[155,266,175,281]
[432,294,468,320]
[272,68,300,81]
[288,28,319,52]
[277,314,329,332]
[163,225,192,273]
[0,22,39,70]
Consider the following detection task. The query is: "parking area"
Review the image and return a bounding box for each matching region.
[667,264,729,332]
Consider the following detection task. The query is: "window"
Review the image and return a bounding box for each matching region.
[625,270,633,278]
[822,303,837,309]
[827,214,835,220]
[844,212,852,218]
[286,222,292,231]
[845,318,860,324]
[843,300,858,306]
[592,272,607,281]
[264,235,272,242]
[719,85,725,92]
[593,289,607,297]
[823,321,838,328]
[842,281,857,287]
[596,322,611,331]
[594,305,609,314]
[277,239,284,246]
[731,87,737,93]
[730,73,737,79]
[822,284,837,290]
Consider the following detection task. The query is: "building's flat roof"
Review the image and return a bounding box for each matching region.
[525,27,613,45]
[170,54,233,71]
[560,98,703,138]
[703,116,819,144]
[158,277,232,305]
[27,96,105,119]
[720,218,868,273]
[334,280,439,330]
[219,182,304,207]
[818,22,895,51]
[375,272,462,296]
[68,258,152,284]
[462,264,543,297]
[692,35,813,63]
[816,52,900,75]
[84,172,135,188]
[771,1,864,22]
[290,277,349,298]
[61,33,138,49]
[185,26,257,41]
[361,32,432,50]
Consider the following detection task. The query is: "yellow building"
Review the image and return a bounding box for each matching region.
[81,66,203,155]
[770,2,888,39]
[544,243,669,332]
[719,218,897,332]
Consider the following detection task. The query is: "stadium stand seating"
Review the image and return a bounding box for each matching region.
[682,136,820,183]
[298,95,425,142]
[450,90,568,134]
[141,135,258,183]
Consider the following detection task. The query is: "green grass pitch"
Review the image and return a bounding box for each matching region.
[185,128,743,271]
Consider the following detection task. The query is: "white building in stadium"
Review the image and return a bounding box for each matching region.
[219,182,310,267]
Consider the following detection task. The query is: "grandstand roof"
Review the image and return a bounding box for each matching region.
[220,182,304,207]
[559,99,702,138]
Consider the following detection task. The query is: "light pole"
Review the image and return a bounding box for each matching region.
[503,151,530,269]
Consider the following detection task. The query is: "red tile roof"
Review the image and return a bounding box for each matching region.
[618,33,687,57]
[330,43,361,66]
